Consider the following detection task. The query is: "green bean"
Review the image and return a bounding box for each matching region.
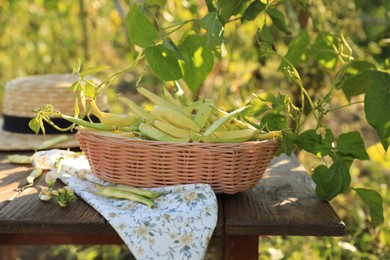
[36,135,69,150]
[59,114,115,131]
[7,154,32,164]
[95,185,155,208]
[27,168,43,185]
[203,106,248,136]
[112,185,161,199]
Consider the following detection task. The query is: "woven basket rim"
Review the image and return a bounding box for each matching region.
[77,126,279,147]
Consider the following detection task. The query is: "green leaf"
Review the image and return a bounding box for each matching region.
[337,131,369,161]
[70,80,81,92]
[178,35,214,93]
[364,70,390,151]
[241,0,266,23]
[84,79,98,99]
[145,44,183,81]
[257,25,275,45]
[200,12,224,57]
[311,33,338,69]
[126,5,158,48]
[258,93,289,113]
[296,129,334,157]
[145,0,166,7]
[261,113,287,131]
[312,161,351,201]
[279,31,309,70]
[246,97,270,116]
[29,116,43,134]
[205,0,217,12]
[162,38,184,60]
[275,131,296,156]
[336,61,376,101]
[266,8,290,34]
[80,65,111,77]
[354,188,384,223]
[218,0,244,21]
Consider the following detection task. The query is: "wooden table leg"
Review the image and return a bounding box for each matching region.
[0,246,16,260]
[224,235,259,260]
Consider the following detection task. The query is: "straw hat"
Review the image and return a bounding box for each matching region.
[0,74,109,151]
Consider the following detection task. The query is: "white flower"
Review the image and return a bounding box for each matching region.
[45,170,61,186]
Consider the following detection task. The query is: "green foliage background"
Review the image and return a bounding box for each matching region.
[0,0,389,259]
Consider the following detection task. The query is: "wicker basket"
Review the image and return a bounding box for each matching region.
[76,127,279,194]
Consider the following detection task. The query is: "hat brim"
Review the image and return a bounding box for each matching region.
[0,118,79,151]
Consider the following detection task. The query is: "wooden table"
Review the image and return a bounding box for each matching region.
[0,152,345,259]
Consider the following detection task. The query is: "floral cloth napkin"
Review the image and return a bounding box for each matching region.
[32,149,218,260]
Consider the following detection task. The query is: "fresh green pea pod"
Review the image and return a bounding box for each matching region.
[203,106,249,136]
[26,168,43,185]
[194,103,213,129]
[97,185,161,199]
[96,186,155,208]
[36,135,69,150]
[137,86,184,112]
[253,130,282,140]
[88,98,138,127]
[153,120,191,139]
[118,96,154,122]
[59,114,115,131]
[152,105,201,132]
[162,86,184,108]
[138,123,188,142]
[7,154,32,164]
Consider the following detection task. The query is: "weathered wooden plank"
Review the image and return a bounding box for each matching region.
[0,151,224,238]
[0,153,32,210]
[223,154,346,236]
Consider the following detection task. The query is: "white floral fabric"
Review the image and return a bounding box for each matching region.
[32,150,218,260]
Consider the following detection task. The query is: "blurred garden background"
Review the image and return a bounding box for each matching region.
[0,0,389,259]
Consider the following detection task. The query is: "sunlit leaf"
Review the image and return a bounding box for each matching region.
[241,0,266,23]
[29,116,43,134]
[336,61,376,101]
[145,0,166,7]
[279,31,309,70]
[126,4,158,48]
[178,35,214,93]
[258,93,289,113]
[80,65,110,77]
[145,44,182,81]
[311,33,338,69]
[296,129,334,157]
[312,161,351,201]
[337,131,369,161]
[354,188,384,223]
[218,0,244,21]
[364,70,390,151]
[261,113,287,131]
[200,12,224,57]
[70,80,81,92]
[246,97,270,116]
[266,8,290,34]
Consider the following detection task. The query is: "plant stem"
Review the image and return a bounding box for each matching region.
[327,100,364,112]
[97,51,144,96]
[158,19,198,39]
